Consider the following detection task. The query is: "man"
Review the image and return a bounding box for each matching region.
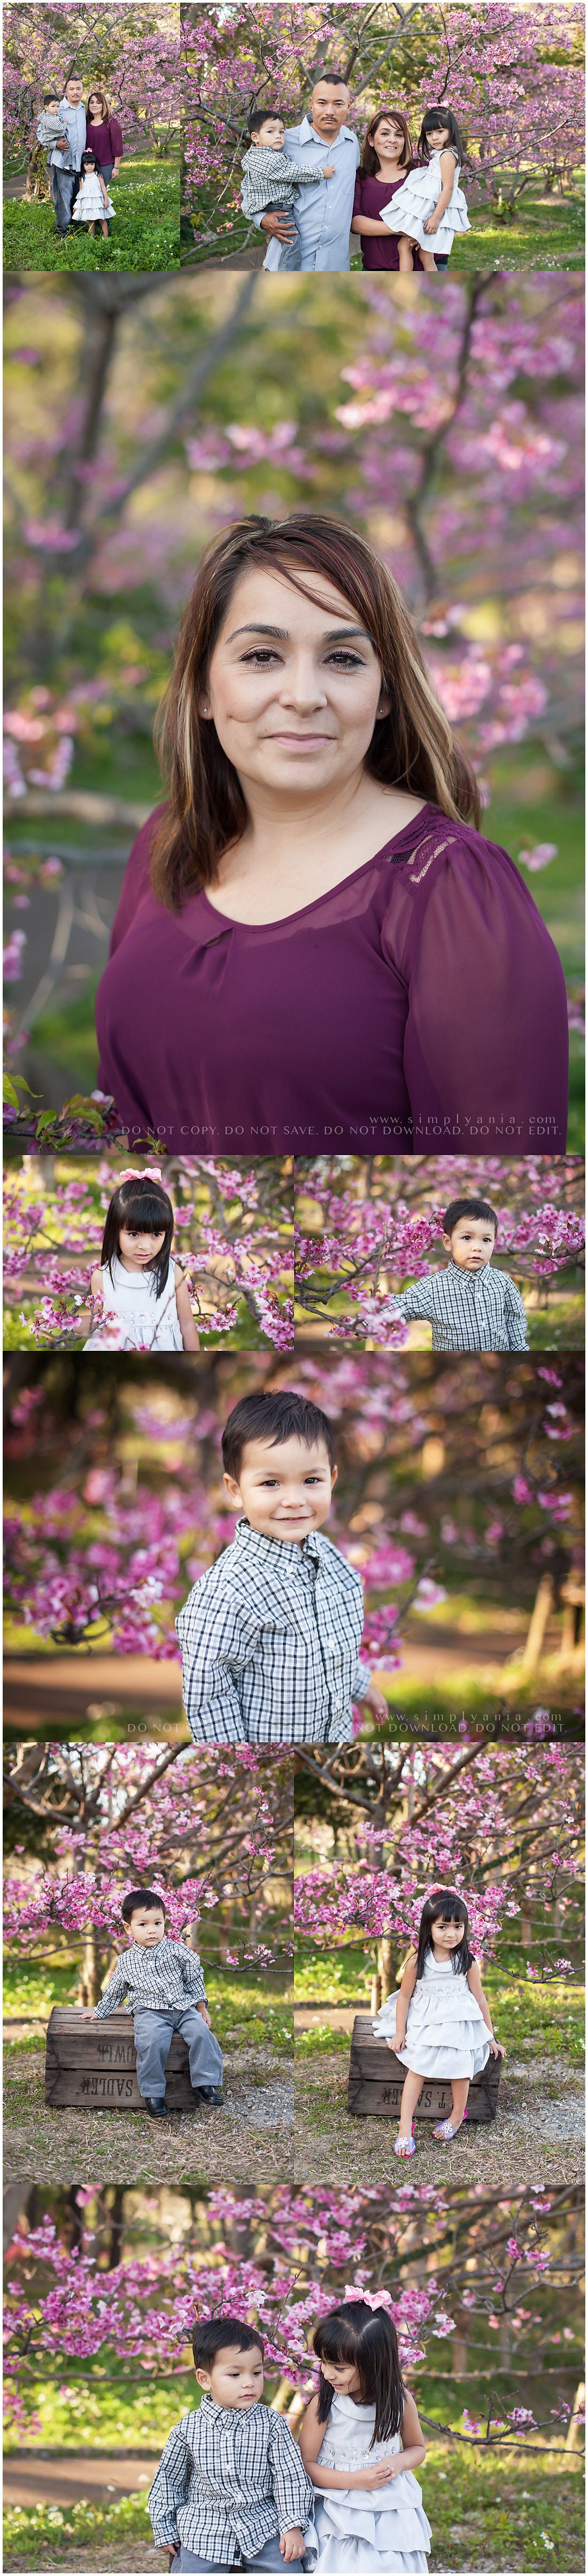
[250,76,360,272]
[51,75,87,234]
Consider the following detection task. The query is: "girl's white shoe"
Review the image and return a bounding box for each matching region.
[394,2131,416,2157]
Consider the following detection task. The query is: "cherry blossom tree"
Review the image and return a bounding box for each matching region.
[3,3,181,168]
[181,2,584,249]
[4,1737,294,2001]
[3,1154,294,1351]
[4,271,583,1139]
[5,2180,583,2444]
[293,1737,584,2000]
[3,1353,583,1699]
[293,1156,585,1343]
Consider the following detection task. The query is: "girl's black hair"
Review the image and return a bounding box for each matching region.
[81,148,99,168]
[415,107,463,163]
[100,1176,174,1298]
[313,2300,405,2444]
[415,1888,474,1982]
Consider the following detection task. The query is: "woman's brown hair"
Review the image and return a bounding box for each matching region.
[87,88,110,121]
[361,108,412,178]
[151,512,481,911]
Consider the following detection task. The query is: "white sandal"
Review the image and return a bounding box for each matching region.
[394,2132,416,2157]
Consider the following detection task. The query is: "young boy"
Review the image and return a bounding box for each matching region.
[89,1888,223,2117]
[149,2316,317,2571]
[176,1389,388,1746]
[240,107,334,271]
[388,1196,529,1351]
[35,92,71,164]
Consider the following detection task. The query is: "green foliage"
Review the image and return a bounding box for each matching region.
[4,156,180,271]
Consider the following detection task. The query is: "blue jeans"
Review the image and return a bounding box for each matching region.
[172,2541,316,2571]
[133,2005,223,2101]
[51,165,76,229]
[269,205,301,271]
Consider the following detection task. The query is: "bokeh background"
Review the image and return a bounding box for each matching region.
[4,2183,584,2576]
[293,1155,585,1348]
[3,1350,584,1736]
[4,270,584,1145]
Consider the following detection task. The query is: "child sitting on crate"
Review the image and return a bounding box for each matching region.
[82,1888,223,2118]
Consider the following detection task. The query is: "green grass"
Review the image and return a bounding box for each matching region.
[3,156,180,272]
[3,1956,293,2057]
[189,173,584,275]
[3,2446,584,2571]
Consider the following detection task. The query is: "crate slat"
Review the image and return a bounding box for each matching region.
[44,2006,198,2111]
[347,2016,500,2123]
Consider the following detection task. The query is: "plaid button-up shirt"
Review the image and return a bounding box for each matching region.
[94,1937,207,2018]
[148,2397,316,2565]
[390,1259,528,1350]
[176,1518,370,1746]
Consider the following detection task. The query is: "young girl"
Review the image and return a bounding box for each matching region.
[381,108,469,272]
[373,1888,504,2156]
[82,1168,199,1351]
[72,146,115,238]
[299,2298,431,2571]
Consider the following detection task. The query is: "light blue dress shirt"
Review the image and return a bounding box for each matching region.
[255,115,360,270]
[58,97,87,169]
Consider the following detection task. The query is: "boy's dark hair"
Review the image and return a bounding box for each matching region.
[222,1389,336,1481]
[248,105,282,137]
[100,1174,174,1299]
[314,2301,405,2442]
[121,1888,166,1927]
[443,1196,498,1238]
[44,91,60,104]
[415,1887,474,1982]
[415,106,464,163]
[192,2316,265,2371]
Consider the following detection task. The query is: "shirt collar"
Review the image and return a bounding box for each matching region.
[448,1257,491,1290]
[201,2394,265,2426]
[299,113,353,144]
[234,1514,323,1567]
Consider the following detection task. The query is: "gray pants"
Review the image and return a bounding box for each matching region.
[271,205,301,271]
[51,164,77,230]
[133,2006,223,2102]
[172,2541,315,2571]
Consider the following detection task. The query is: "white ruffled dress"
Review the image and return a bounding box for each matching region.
[381,150,469,253]
[373,1948,490,2079]
[314,2393,431,2571]
[83,1254,184,1350]
[73,172,115,220]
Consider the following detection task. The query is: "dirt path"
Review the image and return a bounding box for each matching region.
[4,2456,157,2510]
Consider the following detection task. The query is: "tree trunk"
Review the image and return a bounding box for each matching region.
[371,1968,382,2016]
[564,2381,585,2449]
[520,1572,554,1674]
[377,1937,394,2004]
[79,1923,101,2006]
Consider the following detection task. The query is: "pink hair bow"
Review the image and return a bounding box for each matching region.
[119,1165,164,1183]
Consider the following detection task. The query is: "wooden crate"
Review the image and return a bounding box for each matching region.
[347,2017,501,2123]
[44,2008,198,2111]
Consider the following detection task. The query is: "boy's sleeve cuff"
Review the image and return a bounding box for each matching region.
[353,1660,372,1695]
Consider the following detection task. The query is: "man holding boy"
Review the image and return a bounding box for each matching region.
[149,2316,317,2571]
[37,73,87,233]
[250,77,360,270]
[176,1390,388,1746]
[89,1888,223,2116]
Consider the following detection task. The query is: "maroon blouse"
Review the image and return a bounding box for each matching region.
[95,802,569,1154]
[352,172,421,270]
[86,116,123,165]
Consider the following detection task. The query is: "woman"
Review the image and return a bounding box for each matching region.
[351,110,418,272]
[96,514,569,1154]
[85,87,123,196]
